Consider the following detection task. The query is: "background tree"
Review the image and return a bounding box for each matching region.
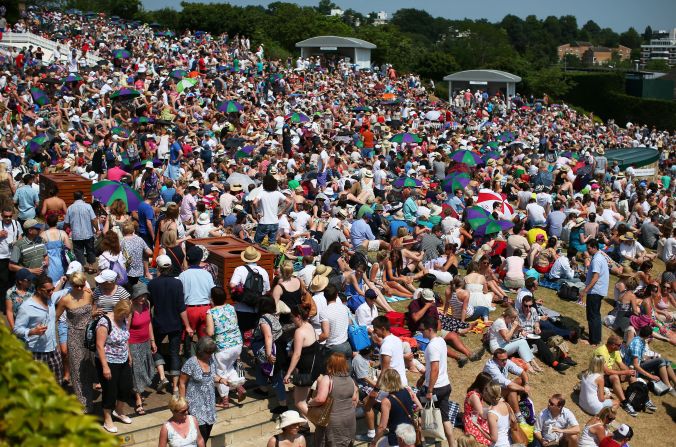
[643,25,653,42]
[526,66,575,98]
[645,59,670,72]
[619,27,642,49]
[316,0,338,15]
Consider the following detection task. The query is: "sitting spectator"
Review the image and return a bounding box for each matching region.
[578,407,617,447]
[502,248,526,290]
[578,355,618,416]
[266,410,308,447]
[533,394,580,447]
[623,325,676,398]
[599,424,633,447]
[488,307,542,372]
[593,335,639,417]
[483,349,530,423]
[463,372,493,446]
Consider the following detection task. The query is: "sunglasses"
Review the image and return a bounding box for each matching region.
[523,304,533,308]
[548,401,562,407]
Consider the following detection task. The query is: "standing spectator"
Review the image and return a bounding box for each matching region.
[13,275,62,384]
[418,316,454,447]
[372,315,408,386]
[324,284,352,369]
[178,246,215,338]
[370,368,423,447]
[310,353,358,447]
[4,268,34,330]
[533,394,580,447]
[95,299,134,433]
[9,219,47,275]
[580,239,610,345]
[0,206,22,308]
[253,175,291,245]
[206,286,245,408]
[40,214,71,284]
[180,183,200,225]
[158,396,205,447]
[149,255,192,395]
[93,269,131,312]
[13,173,39,226]
[229,246,270,333]
[136,192,157,249]
[129,283,157,416]
[179,337,229,444]
[120,221,153,285]
[64,191,98,273]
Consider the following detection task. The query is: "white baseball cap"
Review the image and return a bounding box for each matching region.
[66,261,83,275]
[95,269,117,283]
[156,254,172,268]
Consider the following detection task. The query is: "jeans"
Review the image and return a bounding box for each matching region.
[586,294,603,345]
[540,320,572,339]
[73,237,96,265]
[152,330,182,376]
[467,306,490,321]
[640,358,671,376]
[254,223,279,245]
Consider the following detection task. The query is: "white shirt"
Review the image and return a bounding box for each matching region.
[534,407,578,443]
[310,292,328,335]
[619,241,645,259]
[290,210,311,234]
[355,301,378,328]
[424,336,450,388]
[526,202,546,224]
[325,301,349,346]
[0,219,22,259]
[380,334,408,386]
[257,190,285,225]
[230,264,270,313]
[663,237,676,262]
[295,264,316,287]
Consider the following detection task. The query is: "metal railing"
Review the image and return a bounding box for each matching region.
[0,31,102,65]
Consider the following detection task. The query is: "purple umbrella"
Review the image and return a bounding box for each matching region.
[91,181,143,211]
[240,145,255,154]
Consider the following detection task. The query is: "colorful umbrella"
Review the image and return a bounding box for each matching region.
[285,112,310,123]
[381,93,396,100]
[474,219,514,236]
[352,106,371,112]
[486,141,500,149]
[176,78,198,93]
[441,172,471,193]
[482,151,501,162]
[449,150,482,166]
[216,100,243,113]
[132,159,162,170]
[110,126,130,138]
[169,69,188,80]
[61,74,82,83]
[240,145,255,154]
[234,150,249,160]
[498,131,515,143]
[477,190,515,219]
[40,77,62,85]
[131,116,154,124]
[112,48,131,59]
[26,134,49,153]
[30,87,49,106]
[92,181,143,211]
[110,88,141,101]
[393,177,422,188]
[389,132,422,144]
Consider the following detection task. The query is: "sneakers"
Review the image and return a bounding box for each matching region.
[621,401,638,417]
[669,387,676,398]
[457,356,469,368]
[355,434,374,442]
[645,400,657,412]
[469,347,485,362]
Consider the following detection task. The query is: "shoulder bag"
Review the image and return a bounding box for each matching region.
[389,393,423,446]
[306,377,333,427]
[507,404,528,445]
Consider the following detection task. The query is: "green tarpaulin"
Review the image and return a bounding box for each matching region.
[605,147,659,170]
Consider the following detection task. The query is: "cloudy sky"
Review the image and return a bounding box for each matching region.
[141,0,675,32]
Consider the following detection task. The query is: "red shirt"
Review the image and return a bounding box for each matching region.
[15,53,24,68]
[129,305,151,344]
[362,129,374,149]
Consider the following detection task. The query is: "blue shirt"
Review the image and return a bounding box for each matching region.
[169,141,182,165]
[137,202,155,236]
[178,267,215,305]
[13,185,39,220]
[160,187,176,204]
[403,197,418,223]
[64,200,96,241]
[447,195,465,214]
[350,218,375,248]
[586,251,609,296]
[389,218,410,239]
[13,296,58,353]
[623,336,645,365]
[483,358,523,388]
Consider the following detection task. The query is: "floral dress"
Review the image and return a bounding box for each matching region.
[208,304,242,350]
[181,356,217,426]
[463,390,491,445]
[121,235,150,279]
[6,286,34,317]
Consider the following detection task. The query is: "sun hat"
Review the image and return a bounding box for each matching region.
[230,183,243,192]
[421,288,435,302]
[574,217,585,227]
[156,254,172,268]
[66,261,83,275]
[23,219,42,230]
[276,410,307,430]
[197,212,211,225]
[309,275,329,293]
[131,283,149,299]
[363,169,373,178]
[315,264,332,277]
[95,269,117,283]
[620,232,635,242]
[188,181,200,189]
[240,246,262,263]
[145,161,154,169]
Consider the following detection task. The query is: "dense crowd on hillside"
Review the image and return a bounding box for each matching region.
[1,7,675,447]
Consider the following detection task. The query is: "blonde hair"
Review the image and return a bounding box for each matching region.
[376,250,389,262]
[280,260,294,281]
[482,382,502,406]
[70,271,87,287]
[113,299,131,320]
[597,406,617,422]
[379,368,403,393]
[501,306,518,319]
[161,229,178,247]
[168,395,189,412]
[121,220,135,235]
[584,355,606,377]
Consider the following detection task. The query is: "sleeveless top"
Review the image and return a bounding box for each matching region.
[450,292,474,320]
[165,415,199,447]
[578,422,605,447]
[279,281,302,310]
[386,389,415,446]
[487,407,510,447]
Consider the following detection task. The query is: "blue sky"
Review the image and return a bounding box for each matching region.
[141,0,676,32]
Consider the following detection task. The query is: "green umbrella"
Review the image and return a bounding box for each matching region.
[486,141,500,149]
[91,181,143,211]
[30,87,49,106]
[449,150,482,166]
[176,78,198,93]
[389,132,422,144]
[465,206,493,230]
[441,172,471,193]
[234,150,249,160]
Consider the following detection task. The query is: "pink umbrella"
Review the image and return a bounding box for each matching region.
[477,189,515,219]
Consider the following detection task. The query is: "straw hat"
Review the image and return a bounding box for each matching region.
[315,264,332,277]
[309,275,329,293]
[421,288,435,302]
[574,217,585,227]
[276,410,307,430]
[363,169,373,178]
[230,184,243,192]
[620,232,635,242]
[596,146,605,155]
[240,246,262,263]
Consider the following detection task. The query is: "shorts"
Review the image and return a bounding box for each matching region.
[58,321,68,344]
[367,240,380,251]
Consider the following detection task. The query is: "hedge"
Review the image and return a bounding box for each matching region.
[0,324,120,447]
[562,71,676,131]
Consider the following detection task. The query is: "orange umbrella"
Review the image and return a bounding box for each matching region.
[381,93,396,100]
[188,71,200,78]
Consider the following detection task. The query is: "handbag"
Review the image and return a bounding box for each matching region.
[649,379,670,396]
[347,314,371,352]
[421,400,445,441]
[390,393,423,446]
[300,281,318,318]
[507,405,528,445]
[306,378,334,427]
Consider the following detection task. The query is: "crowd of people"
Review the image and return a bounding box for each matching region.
[2,6,676,447]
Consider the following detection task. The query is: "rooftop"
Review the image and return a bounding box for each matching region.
[295,36,376,49]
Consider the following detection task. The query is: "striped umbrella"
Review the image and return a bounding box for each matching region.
[176,78,198,93]
[169,69,188,80]
[393,176,422,188]
[26,134,50,153]
[441,172,471,193]
[389,132,422,144]
[92,181,143,211]
[477,190,515,219]
[112,48,131,59]
[110,126,130,138]
[131,117,155,124]
[110,88,141,101]
[61,74,83,83]
[217,100,243,113]
[449,150,482,166]
[30,87,49,106]
[285,112,310,123]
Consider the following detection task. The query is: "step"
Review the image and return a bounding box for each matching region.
[118,393,281,446]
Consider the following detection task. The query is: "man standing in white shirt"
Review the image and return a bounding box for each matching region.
[418,316,454,447]
[372,316,407,386]
[324,284,352,370]
[253,175,291,245]
[0,208,22,310]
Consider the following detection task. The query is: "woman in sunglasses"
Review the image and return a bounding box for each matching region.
[578,407,617,447]
[158,395,205,447]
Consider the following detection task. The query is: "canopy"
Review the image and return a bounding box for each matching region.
[605,147,659,170]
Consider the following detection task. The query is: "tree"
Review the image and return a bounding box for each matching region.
[558,15,579,43]
[597,28,620,48]
[109,0,140,20]
[526,66,575,98]
[643,25,653,42]
[619,27,642,49]
[645,59,670,72]
[411,50,459,81]
[581,20,601,43]
[316,0,338,15]
[563,54,583,68]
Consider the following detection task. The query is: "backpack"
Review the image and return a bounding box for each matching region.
[235,265,264,308]
[84,315,111,351]
[625,380,649,412]
[557,281,580,301]
[103,254,128,286]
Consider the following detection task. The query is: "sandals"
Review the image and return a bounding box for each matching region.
[135,405,146,416]
[112,410,132,424]
[216,398,230,409]
[237,386,246,403]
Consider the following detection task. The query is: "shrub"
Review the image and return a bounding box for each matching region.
[0,324,120,447]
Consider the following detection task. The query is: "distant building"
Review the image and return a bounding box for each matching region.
[641,28,676,67]
[557,42,630,65]
[372,11,389,26]
[329,8,344,17]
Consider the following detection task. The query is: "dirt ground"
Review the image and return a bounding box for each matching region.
[389,258,676,446]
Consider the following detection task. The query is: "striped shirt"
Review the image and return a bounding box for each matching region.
[93,286,130,312]
[10,237,46,269]
[64,200,96,241]
[325,301,350,346]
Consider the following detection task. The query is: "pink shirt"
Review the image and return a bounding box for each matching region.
[129,304,151,344]
[504,256,525,281]
[180,193,197,222]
